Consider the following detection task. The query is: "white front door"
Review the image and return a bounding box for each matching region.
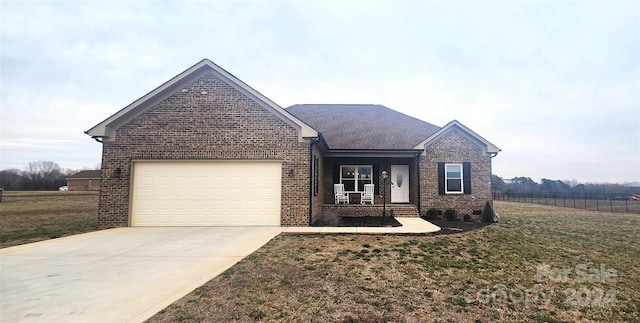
[391,165,409,203]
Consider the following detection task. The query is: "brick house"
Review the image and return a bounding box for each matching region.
[66,170,101,191]
[86,59,500,228]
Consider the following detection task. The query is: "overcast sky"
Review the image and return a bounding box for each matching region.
[1,0,638,184]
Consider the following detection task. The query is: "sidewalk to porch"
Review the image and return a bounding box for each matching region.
[282,218,441,234]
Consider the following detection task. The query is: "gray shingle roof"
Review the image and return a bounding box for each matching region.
[67,170,101,179]
[286,104,441,150]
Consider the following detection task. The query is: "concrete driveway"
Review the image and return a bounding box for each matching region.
[0,226,281,323]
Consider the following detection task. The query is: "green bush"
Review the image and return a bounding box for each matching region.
[482,201,495,223]
[444,209,458,221]
[424,208,442,220]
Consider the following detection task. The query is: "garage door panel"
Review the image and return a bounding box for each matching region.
[131,161,281,226]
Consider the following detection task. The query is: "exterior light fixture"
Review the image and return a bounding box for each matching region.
[114,168,122,178]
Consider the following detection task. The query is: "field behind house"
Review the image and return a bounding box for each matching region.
[150,201,640,322]
[0,191,98,248]
[494,194,640,214]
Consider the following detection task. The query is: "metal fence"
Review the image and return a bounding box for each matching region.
[493,192,640,214]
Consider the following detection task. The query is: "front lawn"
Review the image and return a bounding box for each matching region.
[0,191,98,248]
[149,201,640,322]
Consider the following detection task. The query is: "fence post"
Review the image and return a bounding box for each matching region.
[596,198,599,211]
[610,199,613,212]
[626,200,629,213]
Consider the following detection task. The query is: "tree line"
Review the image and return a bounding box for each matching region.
[0,161,96,191]
[492,175,640,199]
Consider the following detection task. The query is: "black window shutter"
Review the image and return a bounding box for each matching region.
[333,163,340,184]
[373,165,380,195]
[437,162,445,195]
[463,162,471,194]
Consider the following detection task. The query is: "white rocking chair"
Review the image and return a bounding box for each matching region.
[334,184,349,204]
[361,184,375,205]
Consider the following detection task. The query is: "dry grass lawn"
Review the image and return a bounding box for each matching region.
[149,201,640,322]
[0,191,98,248]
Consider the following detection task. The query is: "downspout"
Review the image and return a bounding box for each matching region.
[416,151,422,216]
[489,152,498,204]
[308,137,321,226]
[91,136,104,143]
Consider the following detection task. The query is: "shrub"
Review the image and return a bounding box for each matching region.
[482,201,495,223]
[424,208,442,220]
[463,213,474,222]
[444,209,458,221]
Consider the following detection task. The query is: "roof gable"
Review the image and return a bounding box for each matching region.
[286,104,441,150]
[86,59,316,142]
[414,120,501,155]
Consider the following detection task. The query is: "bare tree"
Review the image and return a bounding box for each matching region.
[24,161,65,190]
[0,169,24,190]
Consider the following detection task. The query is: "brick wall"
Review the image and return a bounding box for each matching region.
[419,127,493,215]
[68,179,100,191]
[98,71,311,228]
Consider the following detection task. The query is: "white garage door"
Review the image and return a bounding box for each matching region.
[131,161,282,226]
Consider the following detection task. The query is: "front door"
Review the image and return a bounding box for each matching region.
[391,165,409,203]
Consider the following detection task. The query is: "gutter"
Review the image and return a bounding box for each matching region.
[85,130,106,143]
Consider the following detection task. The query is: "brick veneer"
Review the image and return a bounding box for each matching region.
[321,204,419,218]
[68,179,100,191]
[98,71,311,228]
[420,127,493,215]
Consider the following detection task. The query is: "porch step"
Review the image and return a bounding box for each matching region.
[390,205,420,217]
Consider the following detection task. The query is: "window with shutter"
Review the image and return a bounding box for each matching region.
[438,162,471,195]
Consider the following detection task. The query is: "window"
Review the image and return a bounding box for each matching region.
[340,165,372,192]
[313,156,319,196]
[438,162,471,195]
[445,164,463,193]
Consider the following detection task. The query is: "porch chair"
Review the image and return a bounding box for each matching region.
[334,184,349,204]
[361,184,375,205]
